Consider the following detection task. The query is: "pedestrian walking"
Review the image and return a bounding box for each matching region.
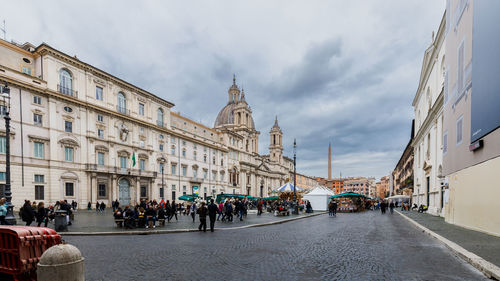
[257,200,263,216]
[217,201,224,221]
[190,203,197,222]
[95,202,99,213]
[36,202,49,227]
[21,200,35,226]
[380,201,387,214]
[169,200,178,221]
[197,202,208,232]
[389,201,395,214]
[0,198,10,225]
[225,201,233,222]
[208,199,218,232]
[328,199,335,216]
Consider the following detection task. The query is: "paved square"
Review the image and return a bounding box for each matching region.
[64,212,488,280]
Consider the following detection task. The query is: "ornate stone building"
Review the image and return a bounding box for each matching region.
[412,13,446,216]
[0,40,296,209]
[213,77,294,198]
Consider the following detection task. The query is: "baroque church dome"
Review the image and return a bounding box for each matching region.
[214,76,255,129]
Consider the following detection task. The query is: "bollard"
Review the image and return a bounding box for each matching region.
[37,244,85,281]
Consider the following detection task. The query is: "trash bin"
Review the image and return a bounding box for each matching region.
[54,210,68,232]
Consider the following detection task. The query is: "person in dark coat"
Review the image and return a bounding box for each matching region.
[389,201,395,214]
[257,200,263,216]
[95,202,99,213]
[60,200,73,226]
[158,207,166,220]
[197,202,208,232]
[169,200,178,221]
[123,206,136,229]
[21,200,35,226]
[36,202,48,227]
[208,199,218,232]
[380,201,387,214]
[145,206,157,228]
[87,201,92,210]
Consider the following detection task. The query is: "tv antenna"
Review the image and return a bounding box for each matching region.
[1,20,6,40]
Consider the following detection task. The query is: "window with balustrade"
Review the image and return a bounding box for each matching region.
[59,69,73,96]
[117,92,127,114]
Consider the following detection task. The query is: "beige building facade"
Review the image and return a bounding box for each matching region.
[442,0,500,236]
[0,40,297,209]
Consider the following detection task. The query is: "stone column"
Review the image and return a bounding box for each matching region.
[111,175,117,201]
[91,174,97,204]
[136,177,141,205]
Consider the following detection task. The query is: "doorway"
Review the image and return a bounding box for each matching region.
[118,178,131,206]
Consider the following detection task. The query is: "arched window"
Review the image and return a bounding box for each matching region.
[117,92,126,113]
[59,69,73,95]
[157,108,164,127]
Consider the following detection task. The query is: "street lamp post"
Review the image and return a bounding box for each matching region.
[2,83,15,225]
[160,157,166,200]
[293,138,298,215]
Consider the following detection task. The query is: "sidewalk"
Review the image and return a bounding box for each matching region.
[398,210,500,279]
[15,209,321,235]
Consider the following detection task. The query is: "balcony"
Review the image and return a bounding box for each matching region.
[85,164,155,177]
[57,84,78,98]
[190,177,203,184]
[116,105,130,116]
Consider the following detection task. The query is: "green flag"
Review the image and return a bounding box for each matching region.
[132,152,136,167]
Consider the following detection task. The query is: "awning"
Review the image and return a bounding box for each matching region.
[330,192,368,199]
[276,182,304,193]
[178,194,198,201]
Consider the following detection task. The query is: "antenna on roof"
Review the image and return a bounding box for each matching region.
[1,20,6,40]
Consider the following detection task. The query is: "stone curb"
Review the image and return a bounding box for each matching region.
[396,210,500,280]
[60,212,326,236]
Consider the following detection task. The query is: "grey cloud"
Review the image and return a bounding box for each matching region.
[2,0,446,180]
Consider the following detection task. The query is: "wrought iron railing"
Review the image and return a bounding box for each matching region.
[57,84,78,98]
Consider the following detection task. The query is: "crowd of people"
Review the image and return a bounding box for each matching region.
[15,199,75,226]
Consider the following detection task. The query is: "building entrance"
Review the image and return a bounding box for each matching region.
[119,178,131,206]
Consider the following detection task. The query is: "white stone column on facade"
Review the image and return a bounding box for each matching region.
[111,176,117,201]
[136,177,141,205]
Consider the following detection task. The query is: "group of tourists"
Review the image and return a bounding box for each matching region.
[377,201,395,214]
[88,201,107,213]
[15,199,74,226]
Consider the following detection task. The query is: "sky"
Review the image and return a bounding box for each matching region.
[3,1,445,180]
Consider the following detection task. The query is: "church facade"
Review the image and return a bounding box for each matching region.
[0,39,294,209]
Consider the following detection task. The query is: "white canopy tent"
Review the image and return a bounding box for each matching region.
[303,186,335,211]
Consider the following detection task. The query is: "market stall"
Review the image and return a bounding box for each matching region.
[303,186,335,211]
[330,192,369,212]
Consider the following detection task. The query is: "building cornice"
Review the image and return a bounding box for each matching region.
[0,73,228,152]
[412,12,446,106]
[35,43,175,109]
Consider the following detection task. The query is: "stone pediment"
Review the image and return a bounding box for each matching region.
[95,144,109,152]
[257,161,271,172]
[423,161,432,172]
[58,136,80,147]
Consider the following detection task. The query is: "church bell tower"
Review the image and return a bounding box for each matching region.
[269,116,283,163]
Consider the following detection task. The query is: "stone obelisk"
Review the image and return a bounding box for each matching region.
[328,143,332,180]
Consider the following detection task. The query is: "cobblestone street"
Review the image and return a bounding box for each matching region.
[64,211,488,281]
